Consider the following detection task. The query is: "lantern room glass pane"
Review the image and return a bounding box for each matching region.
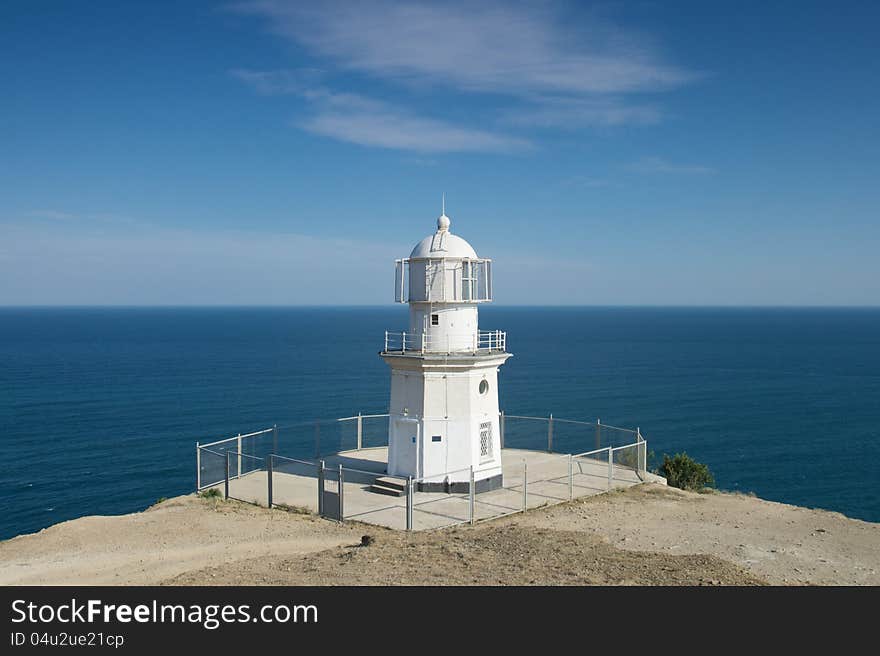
[394,260,410,303]
[426,260,444,301]
[486,261,492,299]
[394,261,403,302]
[407,260,425,302]
[474,260,491,301]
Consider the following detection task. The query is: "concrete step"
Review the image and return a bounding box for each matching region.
[374,476,407,492]
[369,483,406,497]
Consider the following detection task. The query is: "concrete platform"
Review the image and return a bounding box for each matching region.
[219,447,660,531]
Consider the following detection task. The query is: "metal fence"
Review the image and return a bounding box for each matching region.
[334,413,391,451]
[268,454,321,513]
[500,414,640,453]
[249,414,393,461]
[225,452,266,505]
[195,411,648,532]
[196,427,275,491]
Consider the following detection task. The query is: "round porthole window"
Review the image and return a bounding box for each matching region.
[479,379,489,395]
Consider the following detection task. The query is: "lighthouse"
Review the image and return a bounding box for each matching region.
[381,203,510,492]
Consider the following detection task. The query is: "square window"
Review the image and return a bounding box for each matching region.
[431,314,439,326]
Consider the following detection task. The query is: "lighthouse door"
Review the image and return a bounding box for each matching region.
[394,417,420,478]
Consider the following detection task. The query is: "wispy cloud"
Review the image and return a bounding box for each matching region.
[26,210,77,221]
[0,215,596,305]
[301,106,529,153]
[626,156,716,175]
[229,67,323,94]
[21,210,139,224]
[502,97,662,128]
[234,1,697,96]
[229,1,700,149]
[560,175,614,188]
[0,218,409,305]
[233,70,530,152]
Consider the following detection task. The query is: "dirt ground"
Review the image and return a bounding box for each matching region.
[0,496,361,585]
[2,484,878,586]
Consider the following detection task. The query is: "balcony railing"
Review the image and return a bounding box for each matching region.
[383,330,506,354]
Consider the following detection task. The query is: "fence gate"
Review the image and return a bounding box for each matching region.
[319,464,342,521]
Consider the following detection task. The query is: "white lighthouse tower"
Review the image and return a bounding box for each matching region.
[381,202,510,492]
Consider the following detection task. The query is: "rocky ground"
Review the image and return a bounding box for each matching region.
[2,484,877,586]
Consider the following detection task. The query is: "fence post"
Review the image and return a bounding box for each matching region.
[499,410,505,449]
[406,476,414,532]
[637,427,644,474]
[522,461,528,511]
[272,424,278,455]
[338,464,345,522]
[195,442,201,491]
[267,455,273,508]
[314,421,321,458]
[317,460,325,516]
[236,433,242,478]
[547,414,553,453]
[568,453,573,501]
[224,451,230,500]
[607,447,613,490]
[595,418,601,450]
[469,466,475,525]
[357,412,363,451]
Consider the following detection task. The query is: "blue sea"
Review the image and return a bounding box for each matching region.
[1,306,878,540]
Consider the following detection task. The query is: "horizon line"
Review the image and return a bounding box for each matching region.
[2,304,879,310]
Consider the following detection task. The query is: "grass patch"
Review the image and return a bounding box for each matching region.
[198,488,222,500]
[274,503,312,515]
[718,489,758,498]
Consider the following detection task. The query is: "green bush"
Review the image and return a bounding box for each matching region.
[658,453,714,491]
[199,488,222,499]
[646,449,657,472]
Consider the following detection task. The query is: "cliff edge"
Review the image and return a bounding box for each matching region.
[1,484,877,585]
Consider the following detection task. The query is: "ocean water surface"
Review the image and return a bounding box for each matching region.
[0,306,878,539]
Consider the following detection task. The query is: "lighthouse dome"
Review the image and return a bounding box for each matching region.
[409,214,478,259]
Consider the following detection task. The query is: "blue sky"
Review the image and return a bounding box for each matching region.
[1,0,878,305]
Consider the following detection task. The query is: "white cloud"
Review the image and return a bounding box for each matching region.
[626,156,716,175]
[229,1,700,149]
[233,72,530,152]
[299,99,530,153]
[234,1,696,96]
